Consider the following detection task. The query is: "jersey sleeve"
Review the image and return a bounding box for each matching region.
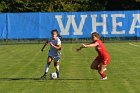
[95,40,99,46]
[57,38,61,45]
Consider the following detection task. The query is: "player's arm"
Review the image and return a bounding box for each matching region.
[49,42,61,50]
[76,45,84,51]
[76,43,88,51]
[82,42,99,48]
[41,40,49,52]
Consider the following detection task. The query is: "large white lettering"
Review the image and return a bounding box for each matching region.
[91,14,108,34]
[73,15,87,35]
[55,15,70,35]
[111,14,125,34]
[55,15,87,35]
[129,14,140,34]
[55,13,140,36]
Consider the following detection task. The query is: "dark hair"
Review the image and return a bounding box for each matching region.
[91,32,100,39]
[51,29,62,39]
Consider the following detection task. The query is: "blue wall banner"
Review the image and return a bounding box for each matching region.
[0,11,140,39]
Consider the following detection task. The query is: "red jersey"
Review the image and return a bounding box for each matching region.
[95,40,110,59]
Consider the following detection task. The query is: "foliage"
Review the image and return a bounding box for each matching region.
[0,0,139,12]
[0,0,104,12]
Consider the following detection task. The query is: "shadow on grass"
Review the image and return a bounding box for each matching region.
[0,78,95,81]
[0,78,41,81]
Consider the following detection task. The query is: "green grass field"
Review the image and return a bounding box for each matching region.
[0,42,140,93]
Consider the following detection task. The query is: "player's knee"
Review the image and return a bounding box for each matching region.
[98,70,103,74]
[54,64,57,67]
[90,65,97,70]
[54,62,59,67]
[47,62,51,65]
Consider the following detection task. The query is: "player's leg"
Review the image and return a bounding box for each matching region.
[54,56,60,78]
[45,56,53,74]
[90,56,101,70]
[54,62,60,78]
[98,57,110,80]
[41,56,53,79]
[98,63,107,80]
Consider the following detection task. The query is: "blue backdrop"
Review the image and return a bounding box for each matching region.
[0,11,140,39]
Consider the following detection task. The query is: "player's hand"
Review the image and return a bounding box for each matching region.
[41,49,44,52]
[81,43,86,48]
[76,48,81,51]
[49,42,53,46]
[76,46,83,51]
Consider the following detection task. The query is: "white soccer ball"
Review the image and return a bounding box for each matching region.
[50,72,57,79]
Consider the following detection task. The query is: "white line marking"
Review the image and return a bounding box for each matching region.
[129,43,140,47]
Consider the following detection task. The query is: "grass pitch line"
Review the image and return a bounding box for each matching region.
[129,43,140,48]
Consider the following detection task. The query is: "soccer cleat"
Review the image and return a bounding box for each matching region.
[41,72,47,79]
[56,71,60,78]
[100,76,107,80]
[103,68,107,71]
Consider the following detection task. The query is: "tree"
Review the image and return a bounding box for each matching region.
[0,1,7,12]
[2,0,139,12]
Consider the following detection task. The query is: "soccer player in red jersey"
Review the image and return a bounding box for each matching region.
[77,32,110,80]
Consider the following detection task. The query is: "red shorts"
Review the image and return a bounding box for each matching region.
[95,56,110,65]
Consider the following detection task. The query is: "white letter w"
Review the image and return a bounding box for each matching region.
[55,15,87,35]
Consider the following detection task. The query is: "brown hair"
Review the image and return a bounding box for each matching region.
[91,32,100,39]
[51,29,62,39]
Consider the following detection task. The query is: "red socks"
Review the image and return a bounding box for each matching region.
[98,66,106,78]
[99,71,106,78]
